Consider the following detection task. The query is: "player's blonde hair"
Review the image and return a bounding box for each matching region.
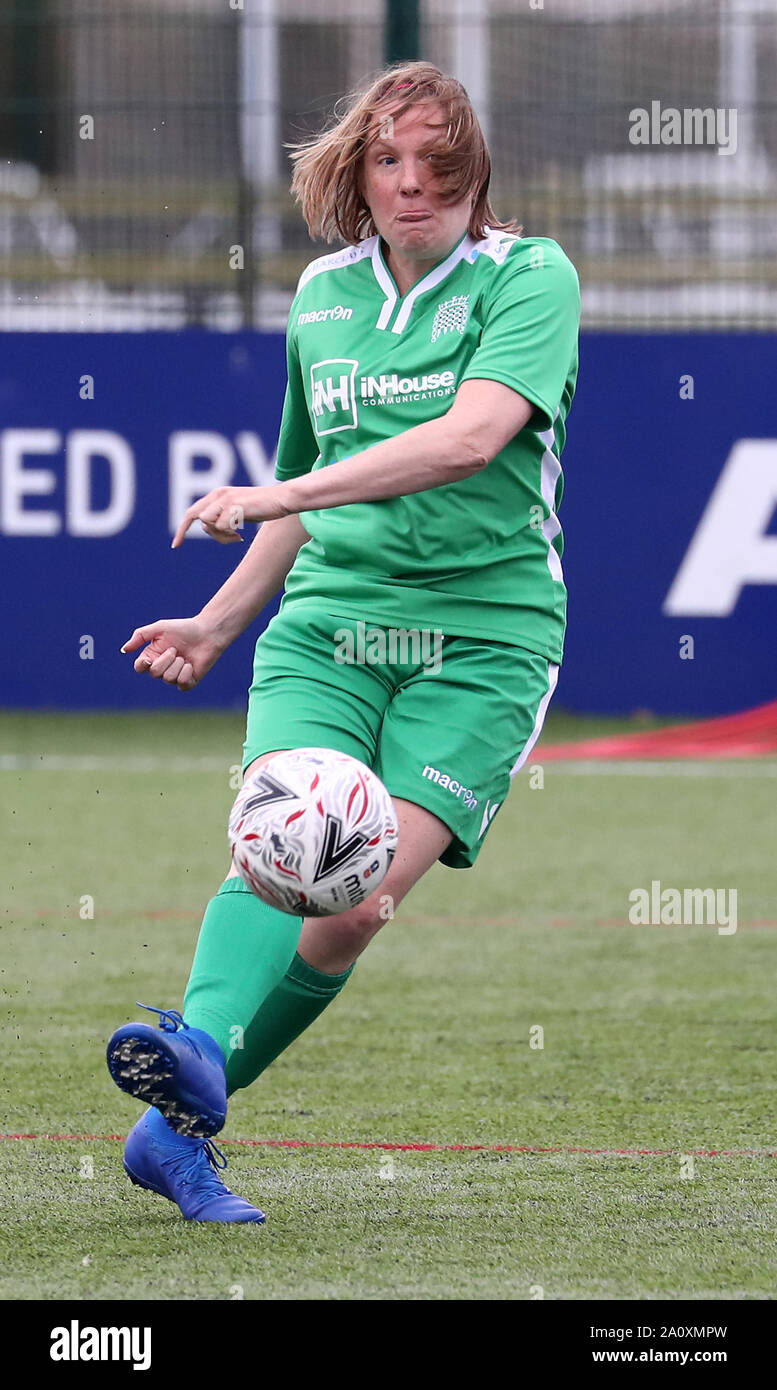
[288,60,519,246]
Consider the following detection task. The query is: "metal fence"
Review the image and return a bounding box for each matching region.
[0,0,774,330]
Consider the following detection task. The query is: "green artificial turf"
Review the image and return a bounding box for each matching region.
[1,711,775,1300]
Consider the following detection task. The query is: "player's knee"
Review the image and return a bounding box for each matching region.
[324,897,388,949]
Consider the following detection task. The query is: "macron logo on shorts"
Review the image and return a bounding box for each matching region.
[422,764,478,810]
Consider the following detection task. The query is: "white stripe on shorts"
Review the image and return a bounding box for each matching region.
[509,662,559,778]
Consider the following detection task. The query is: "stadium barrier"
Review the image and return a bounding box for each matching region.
[2,330,775,715]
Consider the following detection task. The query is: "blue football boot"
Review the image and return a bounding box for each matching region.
[106,1003,227,1138]
[123,1108,265,1224]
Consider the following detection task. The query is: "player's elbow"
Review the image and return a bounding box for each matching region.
[466,446,490,475]
[461,444,492,478]
[444,432,490,479]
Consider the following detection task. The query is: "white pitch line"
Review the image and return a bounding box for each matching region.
[0,754,231,772]
[0,754,776,777]
[540,760,777,777]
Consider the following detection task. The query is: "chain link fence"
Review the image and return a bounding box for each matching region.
[0,0,774,330]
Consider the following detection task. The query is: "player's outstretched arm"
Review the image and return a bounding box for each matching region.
[170,380,535,544]
[122,513,310,691]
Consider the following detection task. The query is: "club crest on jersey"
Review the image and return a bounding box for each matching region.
[431,295,470,342]
[310,358,359,436]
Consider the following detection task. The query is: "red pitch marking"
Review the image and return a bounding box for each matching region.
[8,907,777,929]
[1,1133,775,1158]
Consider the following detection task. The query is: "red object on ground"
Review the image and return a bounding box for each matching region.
[538,701,777,761]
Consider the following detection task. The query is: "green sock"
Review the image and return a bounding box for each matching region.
[182,877,302,1060]
[225,951,354,1095]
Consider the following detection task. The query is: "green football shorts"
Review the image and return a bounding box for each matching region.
[242,604,559,870]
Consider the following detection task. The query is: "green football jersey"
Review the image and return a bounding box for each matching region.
[274,228,580,663]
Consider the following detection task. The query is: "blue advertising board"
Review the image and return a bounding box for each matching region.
[1,331,775,715]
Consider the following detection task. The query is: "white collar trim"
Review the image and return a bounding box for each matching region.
[371,237,398,331]
[370,233,477,334]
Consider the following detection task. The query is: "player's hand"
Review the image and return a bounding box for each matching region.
[120,617,226,692]
[171,486,289,548]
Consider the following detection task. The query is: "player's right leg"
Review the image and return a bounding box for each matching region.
[105,607,390,1222]
[106,1004,228,1138]
[179,607,392,1075]
[112,788,450,1225]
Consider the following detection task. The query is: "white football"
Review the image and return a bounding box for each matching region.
[228,748,398,916]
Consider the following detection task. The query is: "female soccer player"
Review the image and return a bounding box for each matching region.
[107,61,580,1223]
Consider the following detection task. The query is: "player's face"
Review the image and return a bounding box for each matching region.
[360,102,473,271]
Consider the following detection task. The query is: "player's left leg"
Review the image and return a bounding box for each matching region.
[222,638,559,1095]
[300,789,451,969]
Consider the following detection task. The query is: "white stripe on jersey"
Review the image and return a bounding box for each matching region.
[538,415,564,584]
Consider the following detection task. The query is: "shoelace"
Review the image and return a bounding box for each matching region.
[135,1002,204,1059]
[136,1002,188,1032]
[159,1138,230,1198]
